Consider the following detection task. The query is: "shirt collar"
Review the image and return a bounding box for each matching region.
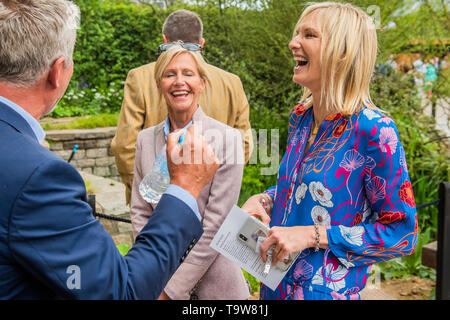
[163,105,204,141]
[163,117,193,142]
[0,95,46,143]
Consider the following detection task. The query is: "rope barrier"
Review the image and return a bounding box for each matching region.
[416,199,439,210]
[93,212,132,224]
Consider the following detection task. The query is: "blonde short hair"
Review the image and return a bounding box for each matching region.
[297,2,378,114]
[154,43,210,91]
[0,0,80,87]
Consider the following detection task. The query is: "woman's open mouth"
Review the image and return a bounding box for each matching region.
[295,57,309,69]
[171,90,190,98]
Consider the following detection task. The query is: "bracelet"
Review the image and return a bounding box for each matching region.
[261,197,267,211]
[260,194,271,214]
[313,223,320,252]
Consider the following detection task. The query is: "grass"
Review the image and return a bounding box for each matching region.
[243,270,260,295]
[41,113,119,130]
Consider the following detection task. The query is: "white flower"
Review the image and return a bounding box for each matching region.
[311,205,331,226]
[338,257,355,269]
[309,181,333,207]
[295,183,308,204]
[293,259,314,281]
[340,149,365,171]
[363,108,380,120]
[312,264,348,292]
[339,225,364,246]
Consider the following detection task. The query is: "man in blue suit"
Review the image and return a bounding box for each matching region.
[0,0,219,299]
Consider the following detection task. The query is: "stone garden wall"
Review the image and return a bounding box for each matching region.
[45,127,120,181]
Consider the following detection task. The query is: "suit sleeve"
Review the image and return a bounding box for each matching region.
[163,129,244,300]
[110,69,145,204]
[8,159,203,299]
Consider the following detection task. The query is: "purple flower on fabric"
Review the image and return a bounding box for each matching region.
[340,149,365,171]
[365,175,386,204]
[294,286,305,300]
[293,260,314,281]
[379,127,398,154]
[378,117,393,125]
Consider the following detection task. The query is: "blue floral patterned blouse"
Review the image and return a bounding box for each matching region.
[260,100,418,300]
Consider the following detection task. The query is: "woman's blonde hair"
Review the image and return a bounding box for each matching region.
[297,2,378,114]
[154,43,209,92]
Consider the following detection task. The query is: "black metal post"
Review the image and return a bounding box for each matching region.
[67,144,79,163]
[87,194,96,215]
[436,182,450,300]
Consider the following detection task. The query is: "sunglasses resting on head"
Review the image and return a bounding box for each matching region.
[158,42,202,54]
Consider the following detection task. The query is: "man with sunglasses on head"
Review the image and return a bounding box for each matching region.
[111,9,253,205]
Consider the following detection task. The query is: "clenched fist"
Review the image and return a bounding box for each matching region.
[166,125,220,199]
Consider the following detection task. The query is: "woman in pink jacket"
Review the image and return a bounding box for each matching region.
[130,43,250,300]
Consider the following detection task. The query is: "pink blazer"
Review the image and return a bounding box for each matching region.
[131,107,250,300]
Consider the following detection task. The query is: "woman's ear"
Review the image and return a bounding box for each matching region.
[199,78,206,92]
[156,80,161,93]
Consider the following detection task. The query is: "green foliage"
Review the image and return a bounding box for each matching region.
[379,1,449,57]
[83,179,96,195]
[73,0,163,87]
[50,81,124,117]
[242,270,260,295]
[49,0,166,117]
[41,113,119,130]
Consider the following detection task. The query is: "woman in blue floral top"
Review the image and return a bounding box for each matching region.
[241,2,418,300]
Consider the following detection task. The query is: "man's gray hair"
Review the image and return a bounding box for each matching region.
[0,0,80,87]
[162,9,203,43]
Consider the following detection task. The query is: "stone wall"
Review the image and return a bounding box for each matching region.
[78,171,134,248]
[45,127,120,181]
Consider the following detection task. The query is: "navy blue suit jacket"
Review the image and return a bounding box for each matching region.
[0,101,203,299]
